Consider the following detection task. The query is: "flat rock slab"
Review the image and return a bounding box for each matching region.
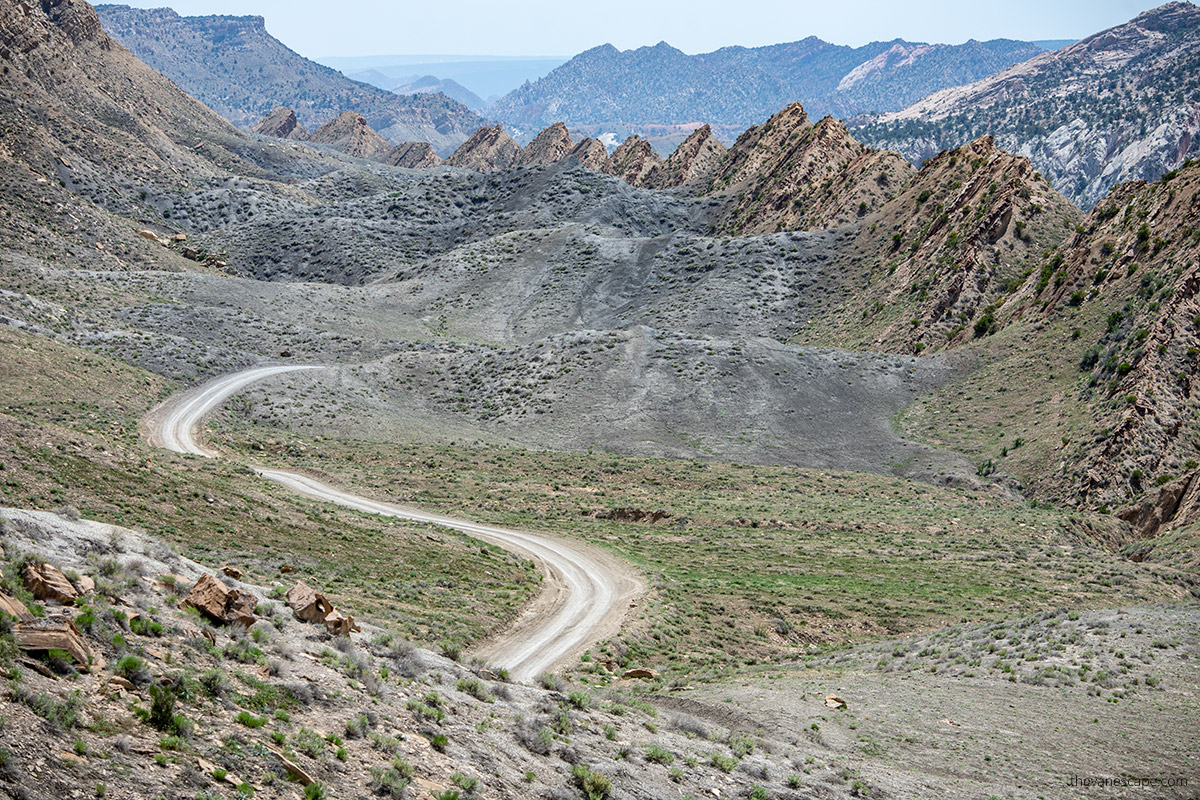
[24,563,78,604]
[14,615,96,670]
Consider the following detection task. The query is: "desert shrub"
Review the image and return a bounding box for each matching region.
[710,752,738,773]
[115,655,151,686]
[234,711,267,728]
[644,744,674,765]
[570,765,612,800]
[455,677,495,703]
[199,667,229,697]
[671,713,709,739]
[344,712,373,738]
[21,688,84,730]
[293,727,325,759]
[515,722,553,755]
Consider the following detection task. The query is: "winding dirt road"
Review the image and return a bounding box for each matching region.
[144,365,643,682]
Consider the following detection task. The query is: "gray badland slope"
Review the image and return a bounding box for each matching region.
[5,154,976,486]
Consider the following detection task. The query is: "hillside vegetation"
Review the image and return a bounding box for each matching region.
[1,3,1199,798]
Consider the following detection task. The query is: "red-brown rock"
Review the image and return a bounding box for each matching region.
[180,573,257,627]
[23,563,79,604]
[14,615,96,670]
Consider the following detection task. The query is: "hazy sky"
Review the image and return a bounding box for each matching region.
[115,0,1162,57]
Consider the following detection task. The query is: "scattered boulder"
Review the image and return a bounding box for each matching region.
[74,574,95,594]
[286,580,333,623]
[180,573,257,627]
[14,615,96,670]
[286,580,360,635]
[264,744,313,786]
[136,229,168,246]
[23,562,79,604]
[323,608,360,636]
[222,565,243,580]
[622,668,658,680]
[824,693,847,710]
[0,591,33,621]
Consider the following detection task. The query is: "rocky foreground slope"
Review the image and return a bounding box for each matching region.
[0,507,882,800]
[855,2,1200,209]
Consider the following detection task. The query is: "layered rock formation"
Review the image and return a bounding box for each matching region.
[645,125,727,189]
[446,125,523,171]
[96,4,485,153]
[857,2,1200,208]
[567,137,609,170]
[306,111,394,160]
[1031,160,1200,513]
[604,135,663,185]
[250,106,307,140]
[706,104,913,232]
[517,121,575,166]
[828,134,1080,351]
[385,141,442,169]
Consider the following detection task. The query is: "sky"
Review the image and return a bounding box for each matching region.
[114,0,1163,57]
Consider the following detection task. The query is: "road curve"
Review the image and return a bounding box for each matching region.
[144,365,643,682]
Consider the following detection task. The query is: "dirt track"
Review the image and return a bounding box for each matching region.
[144,365,644,681]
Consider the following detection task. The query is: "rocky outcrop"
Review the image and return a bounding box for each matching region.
[567,137,609,170]
[596,508,672,524]
[1116,471,1200,540]
[286,580,360,636]
[859,2,1200,207]
[23,562,79,604]
[307,111,394,160]
[819,134,1080,352]
[251,106,308,140]
[1029,160,1200,512]
[180,573,257,627]
[14,615,97,670]
[707,104,914,233]
[645,125,727,189]
[384,141,442,169]
[39,0,107,46]
[518,121,574,166]
[0,592,33,621]
[446,125,523,172]
[605,135,664,186]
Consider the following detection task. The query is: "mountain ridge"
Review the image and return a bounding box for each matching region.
[95,4,487,155]
[488,34,1048,139]
[854,1,1200,208]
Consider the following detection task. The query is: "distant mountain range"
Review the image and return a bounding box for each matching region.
[349,72,487,112]
[95,5,487,155]
[320,56,567,104]
[488,37,1051,140]
[854,1,1200,208]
